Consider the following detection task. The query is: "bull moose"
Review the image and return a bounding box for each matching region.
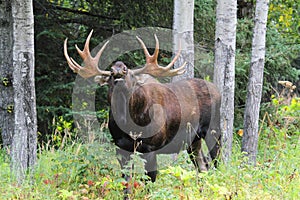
[64,30,221,184]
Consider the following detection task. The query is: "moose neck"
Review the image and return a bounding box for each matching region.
[108,78,151,133]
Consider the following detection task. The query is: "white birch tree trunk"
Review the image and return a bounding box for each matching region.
[11,0,37,183]
[172,0,194,81]
[171,0,194,162]
[242,0,269,165]
[0,0,14,148]
[213,0,237,163]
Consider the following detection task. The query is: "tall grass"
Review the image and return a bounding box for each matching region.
[0,97,299,199]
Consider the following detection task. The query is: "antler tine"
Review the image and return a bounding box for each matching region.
[75,30,93,60]
[64,38,82,72]
[136,36,151,57]
[136,34,160,60]
[133,35,186,77]
[63,30,111,78]
[164,39,182,70]
[167,62,187,76]
[153,34,159,59]
[94,40,110,62]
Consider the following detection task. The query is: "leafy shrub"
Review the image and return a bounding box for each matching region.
[1,129,299,199]
[260,82,299,138]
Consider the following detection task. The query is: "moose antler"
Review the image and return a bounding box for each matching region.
[133,34,186,77]
[64,30,111,78]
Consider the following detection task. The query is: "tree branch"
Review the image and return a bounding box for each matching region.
[50,5,119,20]
[54,18,121,33]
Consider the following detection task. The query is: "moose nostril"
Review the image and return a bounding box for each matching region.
[122,69,128,75]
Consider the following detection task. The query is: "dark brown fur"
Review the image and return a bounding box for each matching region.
[107,62,221,182]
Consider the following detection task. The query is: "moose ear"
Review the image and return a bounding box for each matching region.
[94,75,109,86]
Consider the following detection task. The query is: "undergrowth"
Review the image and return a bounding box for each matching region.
[0,91,299,199]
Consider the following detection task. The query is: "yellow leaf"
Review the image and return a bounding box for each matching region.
[269,4,274,11]
[279,15,284,22]
[237,129,243,137]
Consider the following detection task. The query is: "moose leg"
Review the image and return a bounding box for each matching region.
[116,148,132,199]
[116,148,132,179]
[205,97,222,168]
[188,139,209,172]
[204,129,221,168]
[142,152,157,182]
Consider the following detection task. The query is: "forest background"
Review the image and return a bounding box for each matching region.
[30,0,299,138]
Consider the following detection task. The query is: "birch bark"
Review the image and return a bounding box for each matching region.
[11,0,37,183]
[242,0,269,165]
[213,0,237,163]
[172,0,194,81]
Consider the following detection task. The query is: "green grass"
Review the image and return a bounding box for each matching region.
[0,133,299,200]
[0,97,299,199]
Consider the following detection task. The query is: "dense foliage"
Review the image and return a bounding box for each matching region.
[33,0,299,139]
[0,94,299,199]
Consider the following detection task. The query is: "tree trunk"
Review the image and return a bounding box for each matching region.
[0,0,14,148]
[213,0,237,163]
[171,0,194,161]
[11,0,37,183]
[172,0,194,81]
[242,0,269,165]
